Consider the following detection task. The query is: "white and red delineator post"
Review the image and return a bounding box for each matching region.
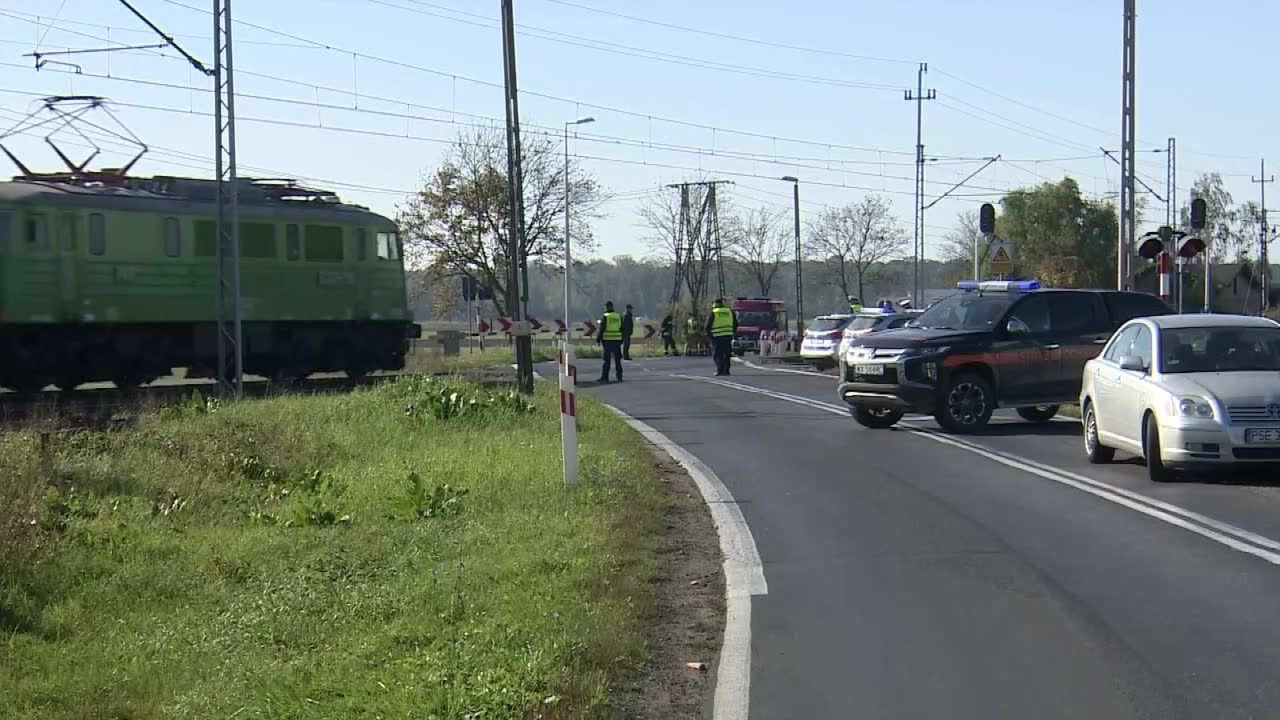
[1158,252,1172,304]
[559,341,579,486]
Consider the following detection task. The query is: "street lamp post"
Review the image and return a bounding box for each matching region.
[781,176,803,335]
[563,117,594,335]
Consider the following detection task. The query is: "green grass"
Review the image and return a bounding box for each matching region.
[570,343,667,360]
[0,378,669,719]
[403,345,556,375]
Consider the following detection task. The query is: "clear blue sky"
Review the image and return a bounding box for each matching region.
[2,0,1276,262]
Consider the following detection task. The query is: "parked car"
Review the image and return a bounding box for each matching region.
[835,308,924,366]
[838,280,1174,432]
[1080,314,1280,481]
[800,314,853,369]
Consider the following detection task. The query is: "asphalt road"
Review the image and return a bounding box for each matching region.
[559,354,1280,719]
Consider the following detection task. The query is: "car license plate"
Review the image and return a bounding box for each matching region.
[1245,428,1280,444]
[854,363,884,375]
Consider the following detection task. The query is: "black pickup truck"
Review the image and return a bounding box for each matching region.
[837,282,1174,433]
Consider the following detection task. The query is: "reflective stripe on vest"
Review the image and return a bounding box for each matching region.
[602,312,623,340]
[711,307,735,337]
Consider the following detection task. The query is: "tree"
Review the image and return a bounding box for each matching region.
[396,126,603,315]
[1180,173,1254,262]
[725,206,790,295]
[640,181,726,320]
[808,194,908,301]
[938,209,987,267]
[997,178,1116,288]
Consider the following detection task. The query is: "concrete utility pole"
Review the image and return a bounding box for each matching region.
[904,63,935,308]
[500,0,533,393]
[1118,0,1137,291]
[781,176,803,333]
[1252,160,1274,314]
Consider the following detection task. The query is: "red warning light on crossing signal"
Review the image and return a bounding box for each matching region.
[1177,236,1206,258]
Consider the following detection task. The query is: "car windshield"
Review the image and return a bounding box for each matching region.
[911,293,1016,331]
[1160,326,1280,373]
[736,310,777,328]
[808,317,849,332]
[845,316,883,332]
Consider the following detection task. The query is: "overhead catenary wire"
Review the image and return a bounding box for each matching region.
[363,0,906,92]
[0,61,1009,193]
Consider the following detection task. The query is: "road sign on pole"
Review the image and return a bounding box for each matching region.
[989,241,1014,274]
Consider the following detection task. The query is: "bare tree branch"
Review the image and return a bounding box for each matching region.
[724,206,789,295]
[808,194,909,302]
[396,126,604,314]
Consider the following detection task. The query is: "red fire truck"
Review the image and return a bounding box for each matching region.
[729,297,788,356]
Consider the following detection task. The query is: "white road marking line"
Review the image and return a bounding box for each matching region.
[735,356,833,378]
[605,405,766,720]
[675,373,1280,565]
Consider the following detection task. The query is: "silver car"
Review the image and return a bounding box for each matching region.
[1080,313,1280,481]
[836,309,923,375]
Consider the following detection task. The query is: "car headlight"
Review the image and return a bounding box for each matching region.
[1175,396,1214,418]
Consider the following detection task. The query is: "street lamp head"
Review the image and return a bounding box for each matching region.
[570,116,595,126]
[781,175,799,183]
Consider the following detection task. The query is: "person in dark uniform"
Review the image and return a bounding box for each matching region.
[597,301,624,383]
[660,314,678,355]
[705,298,738,376]
[622,304,635,360]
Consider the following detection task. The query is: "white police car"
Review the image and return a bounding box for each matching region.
[800,314,854,369]
[836,307,924,367]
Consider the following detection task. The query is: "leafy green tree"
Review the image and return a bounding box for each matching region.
[1179,173,1256,262]
[997,178,1116,288]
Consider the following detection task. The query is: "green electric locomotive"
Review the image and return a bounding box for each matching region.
[0,174,417,392]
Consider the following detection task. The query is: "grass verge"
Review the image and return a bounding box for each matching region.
[571,344,667,361]
[1,377,669,719]
[404,345,556,375]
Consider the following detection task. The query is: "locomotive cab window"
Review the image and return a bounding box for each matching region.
[164,217,181,257]
[89,213,106,255]
[0,210,10,253]
[357,228,368,261]
[304,224,343,262]
[61,213,78,252]
[376,231,400,260]
[286,224,300,261]
[25,214,48,252]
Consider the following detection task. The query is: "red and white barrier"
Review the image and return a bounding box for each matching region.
[558,342,579,487]
[1158,252,1172,303]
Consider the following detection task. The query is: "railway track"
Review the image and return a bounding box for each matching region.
[0,374,400,428]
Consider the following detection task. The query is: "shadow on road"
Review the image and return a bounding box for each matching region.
[634,411,833,421]
[971,421,1082,438]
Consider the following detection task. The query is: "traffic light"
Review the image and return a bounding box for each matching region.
[979,203,996,235]
[460,276,476,301]
[1190,197,1207,230]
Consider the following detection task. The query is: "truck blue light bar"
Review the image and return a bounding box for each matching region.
[980,280,1040,292]
[956,280,1041,293]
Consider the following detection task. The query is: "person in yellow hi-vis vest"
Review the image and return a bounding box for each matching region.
[704,297,738,376]
[596,301,624,383]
